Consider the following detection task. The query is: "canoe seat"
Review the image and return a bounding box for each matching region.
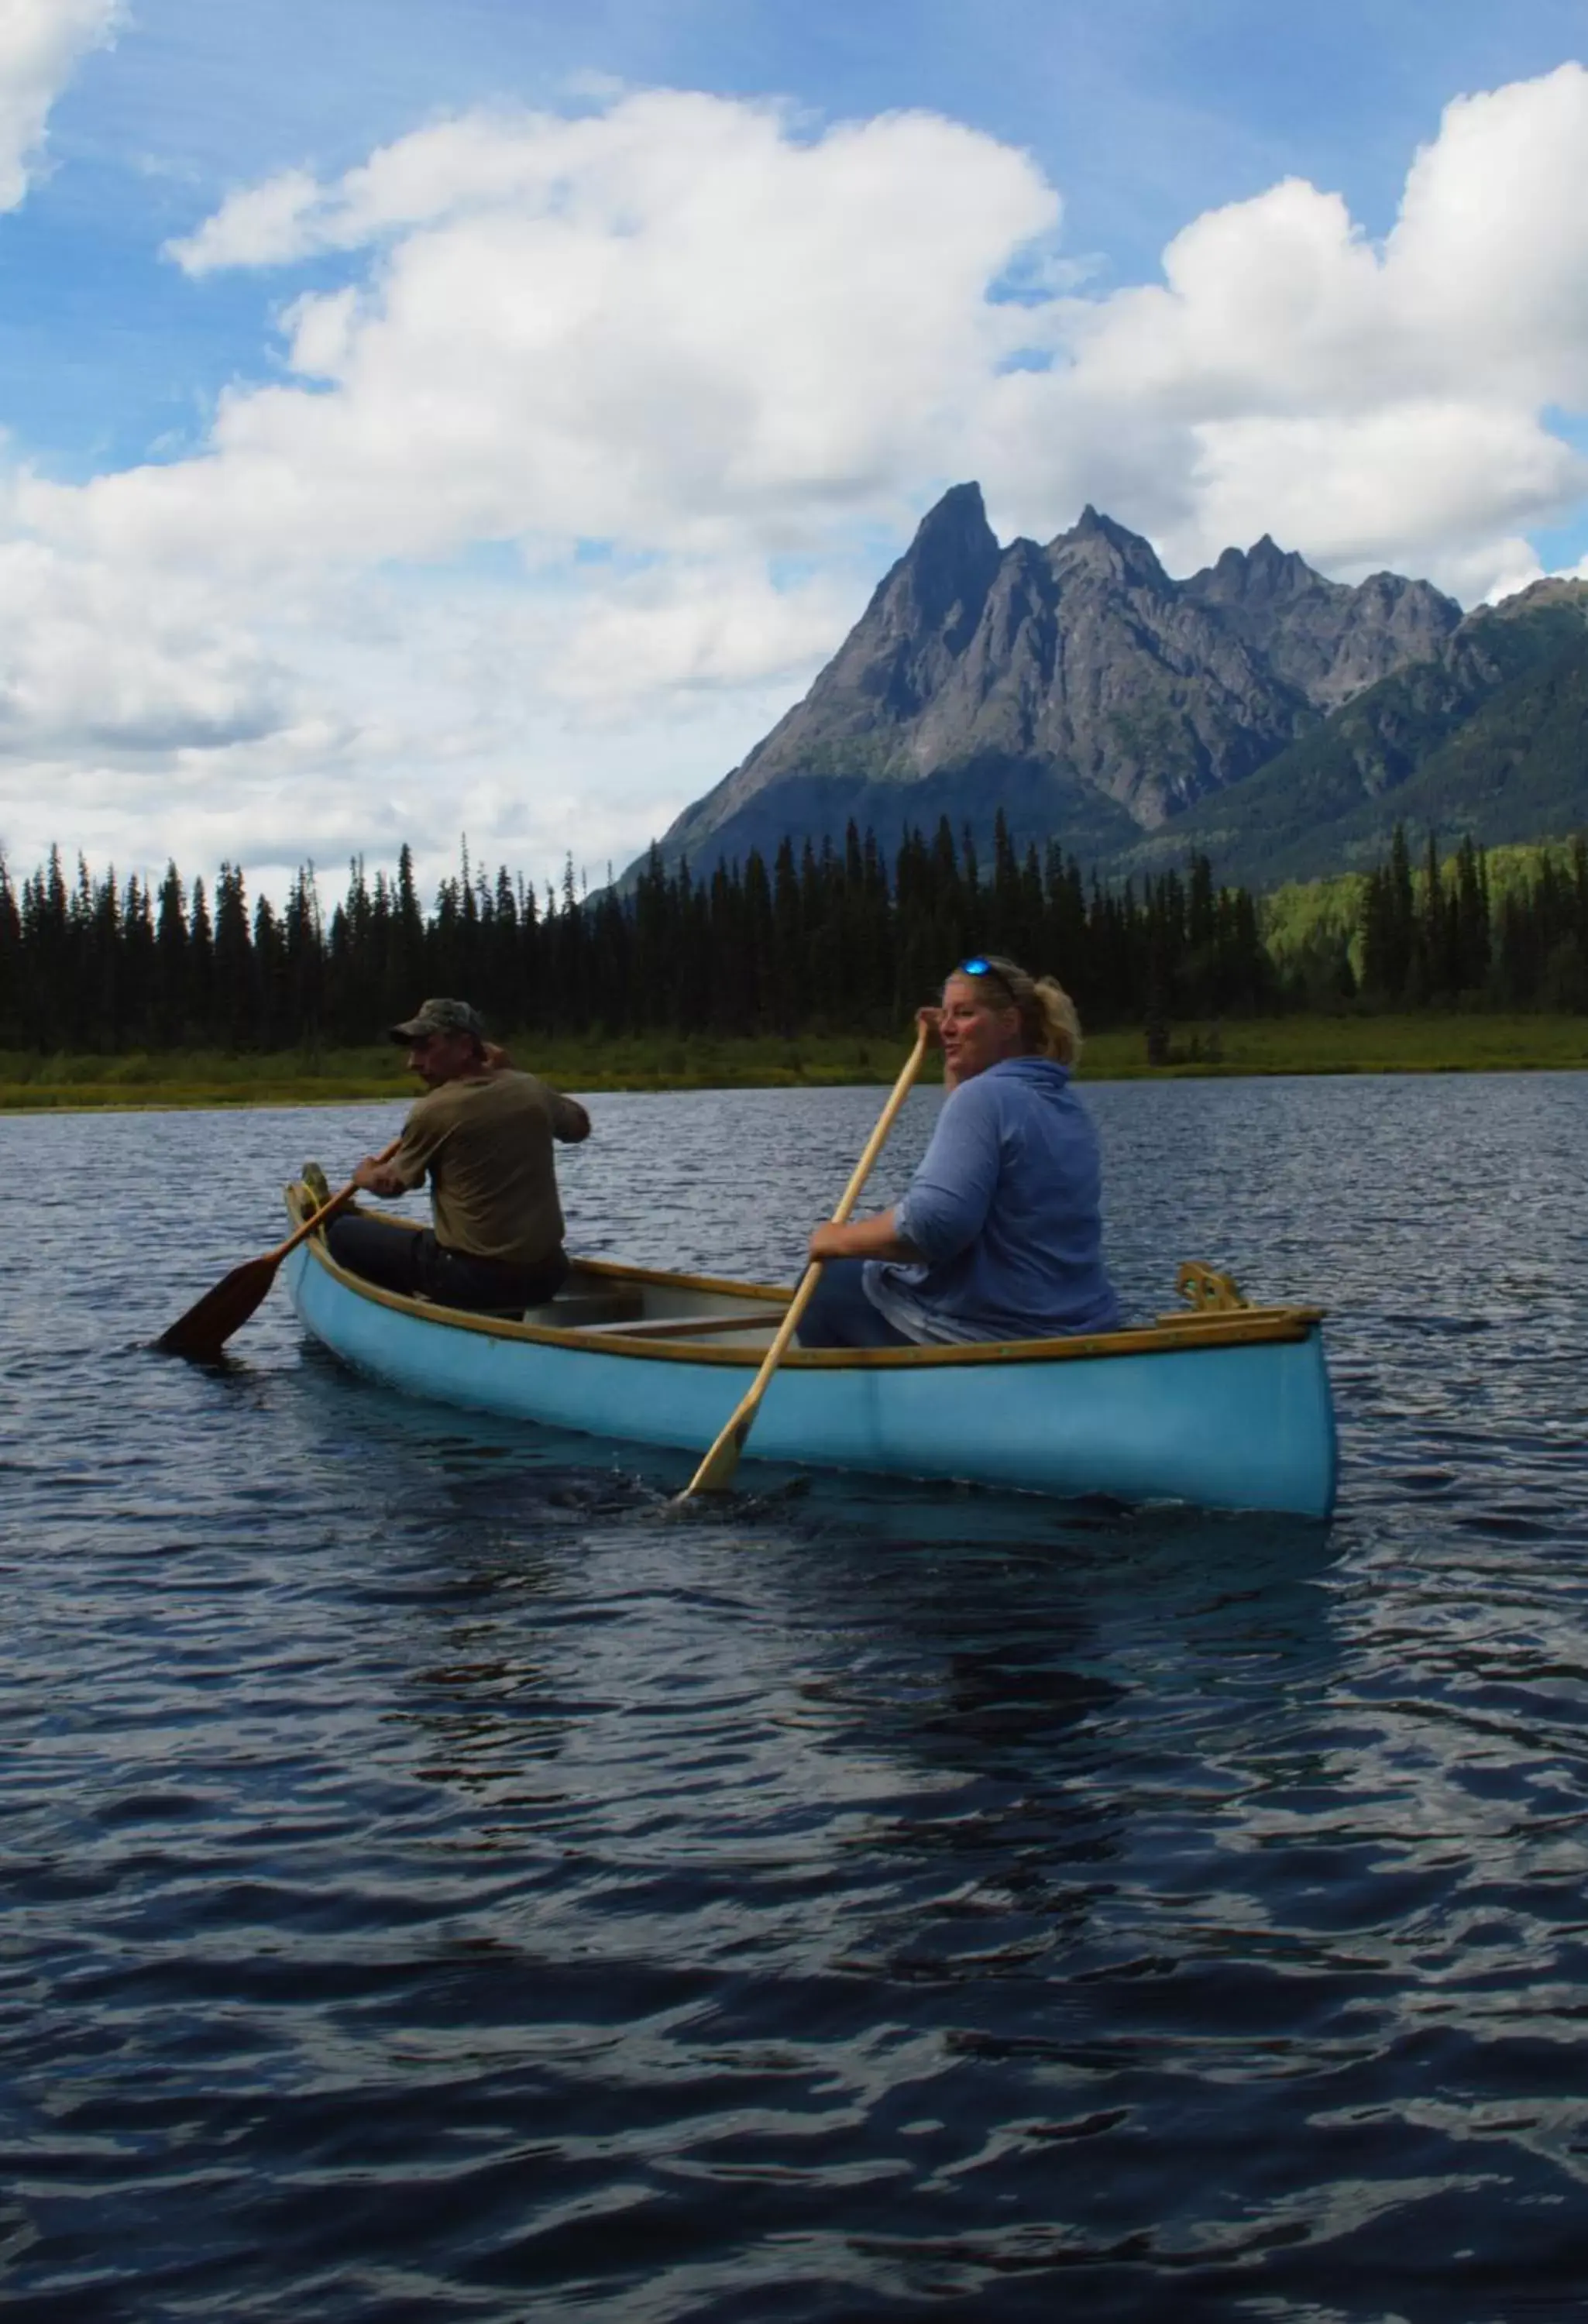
[521,1287,646,1329]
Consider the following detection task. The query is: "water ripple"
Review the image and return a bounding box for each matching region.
[4,1074,1588,2319]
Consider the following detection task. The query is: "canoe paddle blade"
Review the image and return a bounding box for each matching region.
[155,1254,280,1361]
[154,1143,397,1362]
[683,1415,754,1498]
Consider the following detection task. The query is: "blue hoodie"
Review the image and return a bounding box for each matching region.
[864,1056,1120,1343]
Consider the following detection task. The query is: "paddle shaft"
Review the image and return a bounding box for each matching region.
[679,1027,930,1497]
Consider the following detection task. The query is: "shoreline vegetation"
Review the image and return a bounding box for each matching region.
[6,1013,1588,1111]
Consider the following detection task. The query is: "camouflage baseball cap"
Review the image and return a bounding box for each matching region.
[389,997,486,1044]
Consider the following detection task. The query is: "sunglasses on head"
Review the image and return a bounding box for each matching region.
[957,956,1016,993]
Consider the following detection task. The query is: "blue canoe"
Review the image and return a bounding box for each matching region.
[281,1187,1338,1519]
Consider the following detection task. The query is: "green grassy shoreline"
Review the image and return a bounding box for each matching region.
[5,1014,1588,1109]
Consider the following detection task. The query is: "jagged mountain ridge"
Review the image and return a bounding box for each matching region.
[641,483,1463,883]
[1180,535,1465,712]
[1111,579,1588,890]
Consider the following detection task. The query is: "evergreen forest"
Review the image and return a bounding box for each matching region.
[3,813,1588,1058]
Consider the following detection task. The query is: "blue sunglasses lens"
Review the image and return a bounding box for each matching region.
[960,957,991,975]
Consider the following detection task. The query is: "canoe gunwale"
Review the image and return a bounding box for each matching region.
[286,1181,1326,1371]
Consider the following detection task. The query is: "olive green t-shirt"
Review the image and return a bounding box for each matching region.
[390,1070,584,1265]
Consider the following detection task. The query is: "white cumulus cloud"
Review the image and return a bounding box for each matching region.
[0,0,119,211]
[2,67,1587,901]
[974,64,1588,587]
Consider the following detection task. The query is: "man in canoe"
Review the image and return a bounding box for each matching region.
[328,997,590,1312]
[799,954,1120,1347]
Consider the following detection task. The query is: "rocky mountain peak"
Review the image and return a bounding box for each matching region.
[861,478,1002,653]
[1055,504,1172,593]
[1184,538,1460,711]
[1191,535,1327,608]
[909,477,996,560]
[1486,574,1588,623]
[638,482,1469,885]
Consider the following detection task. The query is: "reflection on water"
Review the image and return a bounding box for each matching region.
[3,1073,1588,2320]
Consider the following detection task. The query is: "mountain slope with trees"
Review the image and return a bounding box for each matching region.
[1113,581,1588,889]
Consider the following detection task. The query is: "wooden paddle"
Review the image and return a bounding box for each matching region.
[679,1027,930,1499]
[156,1136,402,1360]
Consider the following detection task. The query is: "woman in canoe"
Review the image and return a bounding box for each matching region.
[799,955,1120,1348]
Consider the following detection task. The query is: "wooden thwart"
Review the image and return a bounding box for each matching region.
[579,1310,784,1341]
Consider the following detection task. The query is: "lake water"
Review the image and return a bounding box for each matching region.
[4,1071,1588,2322]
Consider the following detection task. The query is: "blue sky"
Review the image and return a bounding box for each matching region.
[2,0,1586,894]
[22,0,1586,470]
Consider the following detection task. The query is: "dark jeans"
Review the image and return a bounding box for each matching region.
[797,1258,914,1349]
[326,1214,569,1313]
